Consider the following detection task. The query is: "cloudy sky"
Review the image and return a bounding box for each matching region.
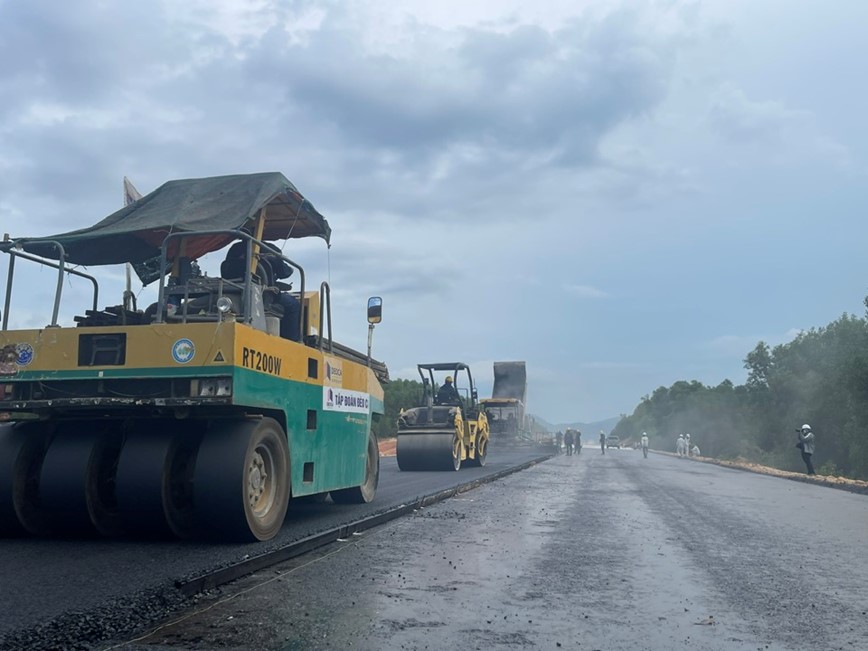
[1,0,866,423]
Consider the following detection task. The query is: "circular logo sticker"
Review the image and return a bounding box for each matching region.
[172,339,195,364]
[16,343,34,366]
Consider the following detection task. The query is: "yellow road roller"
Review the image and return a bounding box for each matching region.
[396,363,489,471]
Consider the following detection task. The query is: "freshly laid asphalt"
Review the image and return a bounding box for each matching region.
[0,447,547,649]
[117,447,868,651]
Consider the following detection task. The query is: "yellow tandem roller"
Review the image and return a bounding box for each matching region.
[396,363,489,472]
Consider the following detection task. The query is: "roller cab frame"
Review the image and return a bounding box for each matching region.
[395,362,489,471]
[0,172,387,542]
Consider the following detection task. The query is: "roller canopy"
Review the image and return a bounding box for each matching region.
[13,172,331,267]
[418,363,470,372]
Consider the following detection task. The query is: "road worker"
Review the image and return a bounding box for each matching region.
[797,424,815,475]
[436,376,460,405]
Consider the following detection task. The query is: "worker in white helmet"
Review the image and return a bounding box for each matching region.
[640,432,649,459]
[796,424,815,475]
[676,434,686,457]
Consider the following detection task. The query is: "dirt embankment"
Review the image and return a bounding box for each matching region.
[378,438,397,457]
[664,451,868,495]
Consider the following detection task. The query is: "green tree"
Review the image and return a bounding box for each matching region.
[611,303,868,479]
[372,378,424,439]
[744,341,773,390]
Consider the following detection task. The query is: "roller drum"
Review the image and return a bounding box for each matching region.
[396,432,461,471]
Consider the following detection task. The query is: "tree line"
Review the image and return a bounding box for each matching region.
[611,304,868,479]
[372,378,424,440]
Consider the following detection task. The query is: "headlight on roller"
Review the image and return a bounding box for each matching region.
[216,296,233,314]
[194,378,233,397]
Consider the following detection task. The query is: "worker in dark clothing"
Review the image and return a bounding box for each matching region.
[221,241,301,341]
[436,376,461,405]
[564,429,574,456]
[600,430,606,454]
[575,429,582,454]
[260,250,301,341]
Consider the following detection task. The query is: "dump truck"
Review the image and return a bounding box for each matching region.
[396,363,489,471]
[480,361,529,443]
[0,172,387,542]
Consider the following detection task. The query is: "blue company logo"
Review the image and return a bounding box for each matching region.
[172,339,195,364]
[16,343,34,366]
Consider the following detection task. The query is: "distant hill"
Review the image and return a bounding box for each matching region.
[528,414,622,435]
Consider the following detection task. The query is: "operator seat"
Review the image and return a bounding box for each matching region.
[220,242,271,285]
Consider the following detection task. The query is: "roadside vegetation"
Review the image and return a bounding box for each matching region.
[373,379,424,439]
[612,300,868,480]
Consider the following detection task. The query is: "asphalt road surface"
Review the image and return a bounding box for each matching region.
[0,448,548,650]
[116,447,868,651]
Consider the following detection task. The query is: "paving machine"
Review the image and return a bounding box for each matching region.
[480,361,529,444]
[0,172,388,542]
[396,363,489,471]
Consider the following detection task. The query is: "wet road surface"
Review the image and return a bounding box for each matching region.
[0,448,546,649]
[118,448,868,650]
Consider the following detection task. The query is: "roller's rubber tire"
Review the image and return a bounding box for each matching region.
[38,423,125,536]
[115,423,201,539]
[332,433,379,504]
[0,423,51,536]
[193,418,290,542]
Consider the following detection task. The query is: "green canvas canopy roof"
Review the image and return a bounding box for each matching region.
[12,172,331,267]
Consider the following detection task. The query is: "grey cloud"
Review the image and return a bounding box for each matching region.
[304,236,453,301]
[0,1,178,111]
[243,7,674,164]
[707,82,808,143]
[0,1,682,233]
[316,259,446,301]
